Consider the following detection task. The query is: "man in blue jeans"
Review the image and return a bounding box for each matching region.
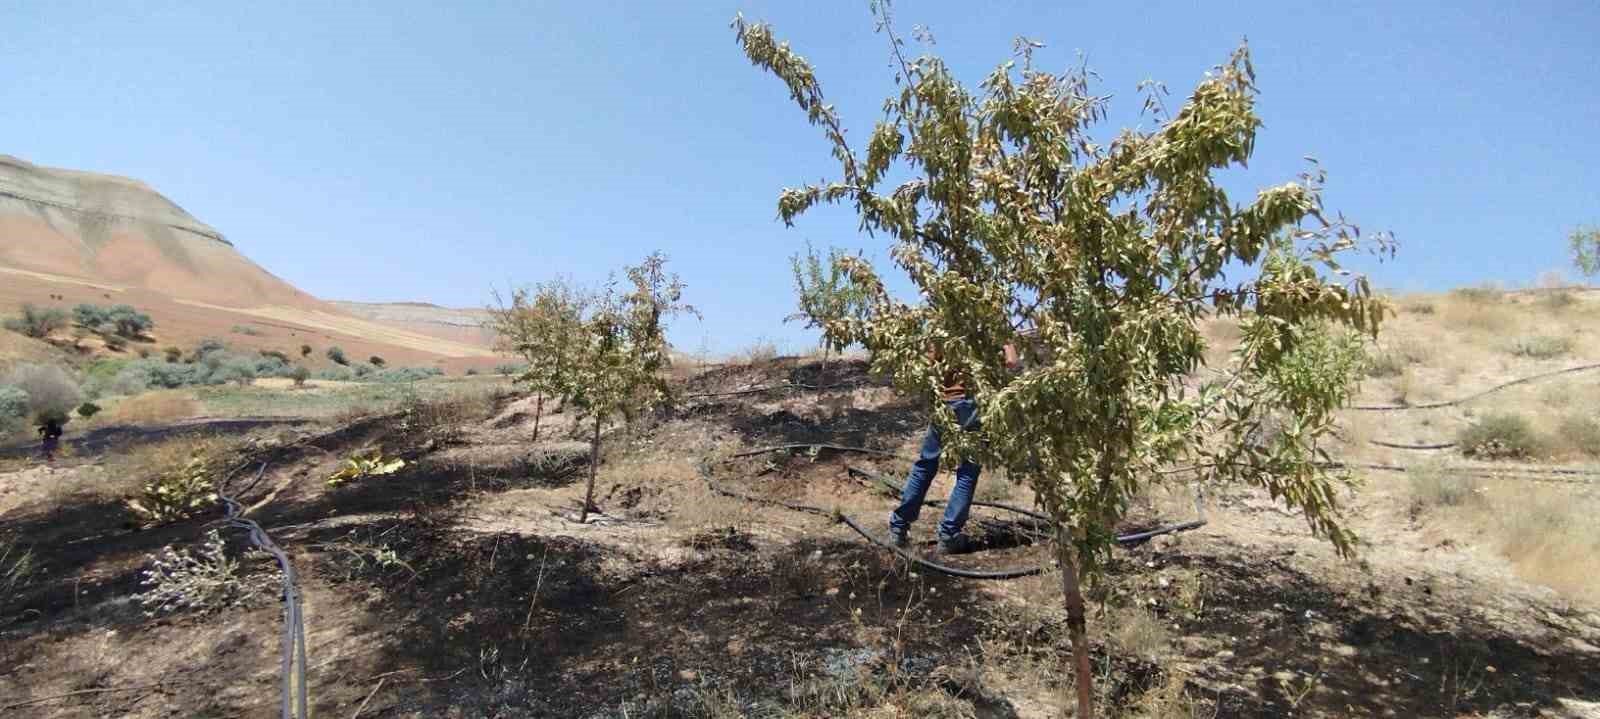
[889,343,1018,555]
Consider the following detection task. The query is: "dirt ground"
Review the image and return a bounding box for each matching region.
[2,357,1598,718]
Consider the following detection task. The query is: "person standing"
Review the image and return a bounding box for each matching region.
[888,342,1019,555]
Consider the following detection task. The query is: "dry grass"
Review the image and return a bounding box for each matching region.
[96,391,200,425]
[1474,485,1600,604]
[1105,602,1172,662]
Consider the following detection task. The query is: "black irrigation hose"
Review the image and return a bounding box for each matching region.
[1352,362,1600,411]
[1368,439,1458,450]
[706,444,1210,580]
[1323,461,1600,485]
[729,444,903,460]
[218,463,310,719]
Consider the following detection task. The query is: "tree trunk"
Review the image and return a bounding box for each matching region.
[531,394,545,444]
[1056,527,1094,718]
[579,416,601,524]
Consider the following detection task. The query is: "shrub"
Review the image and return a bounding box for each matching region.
[369,355,386,368]
[213,357,258,387]
[125,450,217,525]
[1540,290,1578,311]
[104,334,128,351]
[1364,351,1407,378]
[3,364,82,422]
[1450,285,1503,303]
[164,346,183,363]
[374,366,444,383]
[290,365,311,387]
[494,363,526,376]
[316,366,355,382]
[1510,335,1573,360]
[192,338,228,361]
[351,362,376,378]
[3,303,68,338]
[230,324,263,336]
[1408,465,1480,510]
[1405,301,1436,315]
[326,346,349,365]
[300,344,313,357]
[1555,414,1600,457]
[137,348,151,359]
[135,529,278,616]
[1458,412,1544,460]
[465,368,480,376]
[0,385,29,421]
[253,354,292,378]
[105,304,154,338]
[76,402,101,419]
[72,303,109,329]
[260,349,291,364]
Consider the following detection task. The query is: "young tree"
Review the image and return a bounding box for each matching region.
[1569,225,1600,284]
[735,9,1389,715]
[488,278,591,443]
[785,241,873,381]
[300,344,313,358]
[369,355,386,368]
[326,346,349,366]
[567,253,697,524]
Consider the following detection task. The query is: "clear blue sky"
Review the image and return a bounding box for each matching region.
[5,1,1597,354]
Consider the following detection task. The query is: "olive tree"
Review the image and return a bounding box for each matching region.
[734,8,1389,715]
[785,240,873,382]
[567,253,696,524]
[488,278,591,443]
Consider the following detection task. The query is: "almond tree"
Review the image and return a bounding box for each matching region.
[568,253,696,523]
[489,279,590,442]
[785,240,873,383]
[734,6,1389,715]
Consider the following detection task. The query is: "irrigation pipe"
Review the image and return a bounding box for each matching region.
[1352,362,1600,411]
[218,463,310,719]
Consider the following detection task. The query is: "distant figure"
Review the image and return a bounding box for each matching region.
[38,418,63,462]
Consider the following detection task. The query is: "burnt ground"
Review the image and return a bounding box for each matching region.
[2,358,1598,717]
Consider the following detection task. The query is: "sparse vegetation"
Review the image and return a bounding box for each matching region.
[327,345,349,365]
[1458,412,1544,459]
[326,450,406,486]
[1567,225,1600,283]
[1407,464,1481,510]
[290,365,311,387]
[1553,414,1600,457]
[125,443,222,525]
[3,303,68,338]
[1450,285,1503,303]
[230,324,263,336]
[1508,334,1573,359]
[73,302,154,339]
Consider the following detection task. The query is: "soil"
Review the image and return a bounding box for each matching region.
[2,358,1597,717]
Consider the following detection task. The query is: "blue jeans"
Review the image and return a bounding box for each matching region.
[890,398,981,539]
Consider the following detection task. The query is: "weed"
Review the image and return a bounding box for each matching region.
[1457,412,1544,459]
[123,437,230,525]
[767,549,827,602]
[1509,335,1573,359]
[1408,464,1481,510]
[1,534,35,611]
[1106,603,1171,661]
[326,449,406,486]
[229,324,263,336]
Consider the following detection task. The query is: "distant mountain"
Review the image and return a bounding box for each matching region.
[0,154,499,368]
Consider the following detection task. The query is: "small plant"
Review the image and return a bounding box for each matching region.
[1450,285,1503,303]
[1509,335,1573,359]
[290,365,311,387]
[0,385,28,423]
[1568,225,1600,284]
[369,355,386,368]
[465,367,480,376]
[104,334,128,351]
[2,534,34,609]
[1408,464,1480,510]
[135,529,279,616]
[76,402,101,419]
[1364,351,1407,378]
[494,363,525,376]
[300,344,313,357]
[327,450,406,486]
[1555,414,1600,457]
[1458,412,1544,460]
[126,452,218,525]
[229,324,263,336]
[163,346,182,362]
[326,346,349,365]
[260,349,291,363]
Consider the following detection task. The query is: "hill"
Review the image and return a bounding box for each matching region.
[0,155,500,371]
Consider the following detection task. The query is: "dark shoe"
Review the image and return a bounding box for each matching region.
[886,527,910,550]
[937,533,973,555]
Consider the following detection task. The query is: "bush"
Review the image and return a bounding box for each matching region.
[316,366,355,382]
[300,344,313,357]
[1555,414,1600,457]
[253,354,292,378]
[351,362,376,378]
[230,324,263,336]
[104,334,128,351]
[465,368,480,376]
[0,385,29,421]
[213,357,258,387]
[106,304,154,338]
[1459,412,1544,460]
[494,363,526,376]
[1451,285,1503,303]
[3,364,83,423]
[72,303,108,330]
[1405,301,1436,315]
[3,303,69,338]
[1540,290,1578,311]
[164,346,183,363]
[1510,335,1573,360]
[1408,465,1480,510]
[290,365,311,387]
[1364,351,1407,378]
[326,346,349,365]
[76,402,102,419]
[135,529,277,615]
[192,338,228,361]
[369,356,386,368]
[126,450,217,526]
[374,366,445,383]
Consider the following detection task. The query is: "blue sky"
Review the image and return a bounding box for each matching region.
[4,1,1597,354]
